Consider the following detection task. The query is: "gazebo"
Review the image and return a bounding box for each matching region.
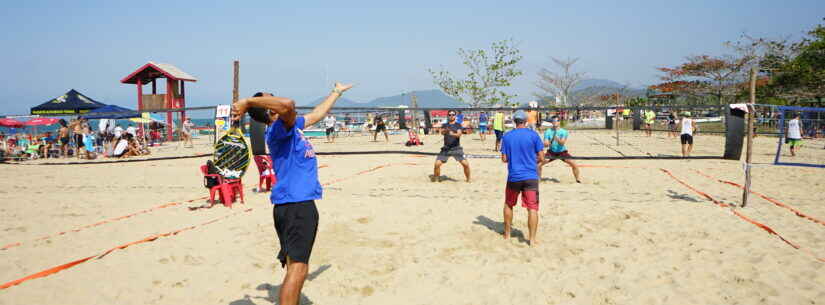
[30,89,106,115]
[121,61,197,141]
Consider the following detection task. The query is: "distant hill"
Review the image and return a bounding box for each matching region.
[305,89,464,108]
[573,79,628,91]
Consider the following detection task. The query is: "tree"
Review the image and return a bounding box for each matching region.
[534,57,586,106]
[771,20,825,104]
[655,54,753,105]
[428,39,523,107]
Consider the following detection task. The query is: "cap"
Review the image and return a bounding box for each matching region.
[513,110,527,121]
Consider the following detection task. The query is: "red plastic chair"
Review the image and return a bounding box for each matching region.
[200,165,244,207]
[254,155,276,192]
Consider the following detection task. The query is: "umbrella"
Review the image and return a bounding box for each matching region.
[130,113,166,124]
[24,117,60,126]
[82,104,140,119]
[0,118,24,128]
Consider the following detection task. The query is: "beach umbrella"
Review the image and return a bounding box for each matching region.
[82,104,139,119]
[23,117,60,126]
[0,118,24,128]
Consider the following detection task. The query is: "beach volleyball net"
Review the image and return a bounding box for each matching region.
[770,105,825,168]
[285,105,734,160]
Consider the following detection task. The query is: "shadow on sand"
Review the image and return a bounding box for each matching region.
[228,264,331,305]
[472,215,528,244]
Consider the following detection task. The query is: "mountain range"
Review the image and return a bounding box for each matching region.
[302,89,465,108]
[300,79,647,108]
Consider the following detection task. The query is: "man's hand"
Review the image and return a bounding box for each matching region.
[334,82,354,93]
[231,99,249,122]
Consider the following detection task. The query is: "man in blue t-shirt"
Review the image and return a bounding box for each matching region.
[233,82,353,305]
[538,115,581,183]
[478,112,488,142]
[500,110,545,246]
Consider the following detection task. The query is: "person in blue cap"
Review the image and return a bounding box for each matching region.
[500,110,545,246]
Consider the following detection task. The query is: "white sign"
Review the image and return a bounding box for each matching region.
[216,104,231,118]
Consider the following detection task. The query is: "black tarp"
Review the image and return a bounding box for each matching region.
[30,89,107,115]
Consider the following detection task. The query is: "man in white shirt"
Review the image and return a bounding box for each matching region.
[679,112,698,157]
[786,113,803,156]
[323,114,336,143]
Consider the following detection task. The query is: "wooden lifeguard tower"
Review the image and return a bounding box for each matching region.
[121,61,197,141]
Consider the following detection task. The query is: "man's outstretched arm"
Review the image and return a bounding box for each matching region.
[303,83,354,127]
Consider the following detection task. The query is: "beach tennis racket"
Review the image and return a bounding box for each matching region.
[213,121,251,180]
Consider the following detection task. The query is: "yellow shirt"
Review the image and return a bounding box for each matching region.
[493,113,504,130]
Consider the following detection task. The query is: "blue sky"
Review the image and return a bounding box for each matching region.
[1,0,823,115]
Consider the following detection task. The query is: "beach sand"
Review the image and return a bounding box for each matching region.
[1,129,823,304]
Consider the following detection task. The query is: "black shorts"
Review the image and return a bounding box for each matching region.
[273,201,319,267]
[60,136,70,144]
[375,124,386,132]
[494,129,503,141]
[436,146,465,162]
[545,150,572,162]
[74,134,85,147]
[680,134,693,145]
[325,127,335,135]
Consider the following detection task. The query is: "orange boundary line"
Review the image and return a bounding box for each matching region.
[0,161,416,290]
[690,169,825,228]
[0,164,333,251]
[659,168,825,263]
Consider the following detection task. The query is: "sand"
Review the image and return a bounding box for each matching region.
[1,129,824,305]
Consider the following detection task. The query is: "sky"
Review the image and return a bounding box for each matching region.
[0,0,823,115]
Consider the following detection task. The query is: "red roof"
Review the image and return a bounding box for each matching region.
[121,61,197,84]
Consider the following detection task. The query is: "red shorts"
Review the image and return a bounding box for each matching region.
[505,180,539,211]
[546,150,572,162]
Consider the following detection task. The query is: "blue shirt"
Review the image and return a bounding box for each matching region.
[456,113,464,125]
[266,116,322,204]
[543,128,569,153]
[500,128,544,182]
[479,113,488,126]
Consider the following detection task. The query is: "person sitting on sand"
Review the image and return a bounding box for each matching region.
[233,82,353,305]
[500,110,545,246]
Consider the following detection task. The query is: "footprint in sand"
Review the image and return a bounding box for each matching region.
[356,217,371,224]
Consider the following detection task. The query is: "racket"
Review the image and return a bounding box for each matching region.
[213,120,251,180]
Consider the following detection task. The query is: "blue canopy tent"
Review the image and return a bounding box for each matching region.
[82,105,140,119]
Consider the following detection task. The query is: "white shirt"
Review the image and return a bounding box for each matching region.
[323,116,336,128]
[114,126,124,138]
[113,139,128,155]
[788,118,801,139]
[680,118,693,135]
[126,126,137,137]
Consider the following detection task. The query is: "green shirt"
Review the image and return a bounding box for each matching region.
[493,113,504,131]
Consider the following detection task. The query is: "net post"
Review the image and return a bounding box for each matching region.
[741,68,756,208]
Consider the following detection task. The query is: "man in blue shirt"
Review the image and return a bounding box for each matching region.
[478,112,488,143]
[233,82,353,305]
[539,116,581,183]
[500,110,545,246]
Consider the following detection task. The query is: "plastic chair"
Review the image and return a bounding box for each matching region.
[254,155,276,192]
[200,165,244,207]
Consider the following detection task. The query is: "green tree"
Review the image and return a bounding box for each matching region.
[429,39,523,107]
[771,20,825,104]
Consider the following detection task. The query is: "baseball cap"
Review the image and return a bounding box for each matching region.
[513,110,527,121]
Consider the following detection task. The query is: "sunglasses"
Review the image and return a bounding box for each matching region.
[448,113,457,116]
